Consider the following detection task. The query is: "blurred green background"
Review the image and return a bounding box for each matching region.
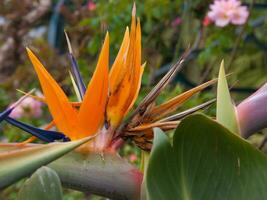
[0,0,267,199]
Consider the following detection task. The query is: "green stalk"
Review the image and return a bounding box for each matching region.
[49,152,143,200]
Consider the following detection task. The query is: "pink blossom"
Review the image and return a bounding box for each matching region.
[231,6,249,25]
[128,154,138,163]
[87,1,96,11]
[9,106,23,119]
[21,97,43,117]
[171,17,182,27]
[202,16,212,27]
[207,0,249,27]
[9,95,43,119]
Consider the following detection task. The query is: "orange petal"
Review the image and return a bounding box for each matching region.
[26,48,79,139]
[77,33,109,137]
[125,20,142,113]
[107,67,132,127]
[107,11,143,128]
[148,79,217,121]
[109,27,130,93]
[128,121,179,132]
[126,62,145,115]
[120,18,142,118]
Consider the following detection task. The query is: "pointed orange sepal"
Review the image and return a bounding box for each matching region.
[107,10,143,128]
[26,48,79,139]
[109,27,130,93]
[126,62,145,114]
[148,79,217,121]
[124,19,142,113]
[77,33,109,138]
[128,121,180,132]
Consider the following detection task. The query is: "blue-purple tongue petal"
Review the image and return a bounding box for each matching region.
[0,108,13,122]
[68,53,86,98]
[65,31,86,98]
[5,117,69,142]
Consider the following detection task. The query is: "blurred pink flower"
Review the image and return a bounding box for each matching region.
[9,106,23,119]
[207,0,249,27]
[171,17,182,27]
[203,16,212,27]
[87,0,96,11]
[128,154,138,163]
[9,95,43,119]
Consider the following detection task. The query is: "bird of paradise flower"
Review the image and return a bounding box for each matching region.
[1,5,216,151]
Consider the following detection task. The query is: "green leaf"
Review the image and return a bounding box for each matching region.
[0,136,93,189]
[146,128,177,199]
[18,166,63,200]
[146,114,267,200]
[140,150,150,173]
[140,151,150,200]
[216,60,239,134]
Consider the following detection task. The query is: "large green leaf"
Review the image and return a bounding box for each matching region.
[0,137,93,189]
[146,114,267,200]
[18,166,63,200]
[216,60,239,134]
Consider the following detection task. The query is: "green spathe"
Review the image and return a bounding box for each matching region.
[0,136,93,189]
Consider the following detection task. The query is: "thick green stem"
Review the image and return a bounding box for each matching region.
[48,152,143,200]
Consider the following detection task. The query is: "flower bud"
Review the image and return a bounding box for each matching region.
[236,83,267,138]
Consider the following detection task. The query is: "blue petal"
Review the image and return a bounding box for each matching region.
[0,108,12,122]
[5,117,70,142]
[68,53,86,98]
